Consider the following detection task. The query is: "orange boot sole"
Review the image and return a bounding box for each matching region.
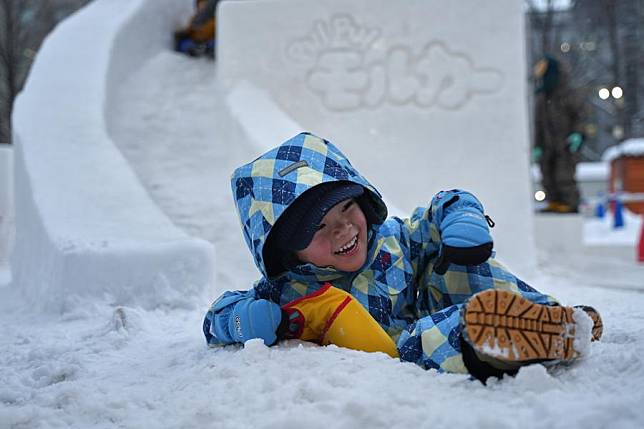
[462,290,582,363]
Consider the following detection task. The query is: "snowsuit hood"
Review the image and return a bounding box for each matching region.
[231,132,388,279]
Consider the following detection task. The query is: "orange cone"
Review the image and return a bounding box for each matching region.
[638,215,644,263]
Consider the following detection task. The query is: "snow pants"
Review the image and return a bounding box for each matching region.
[396,258,557,374]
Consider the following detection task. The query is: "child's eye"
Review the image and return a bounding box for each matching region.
[342,200,355,212]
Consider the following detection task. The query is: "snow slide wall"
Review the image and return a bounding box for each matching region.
[11,0,214,312]
[218,0,537,275]
[0,145,13,268]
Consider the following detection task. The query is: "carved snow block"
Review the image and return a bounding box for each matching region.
[218,0,536,274]
[0,146,12,266]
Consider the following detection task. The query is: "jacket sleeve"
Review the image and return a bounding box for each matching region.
[398,189,488,275]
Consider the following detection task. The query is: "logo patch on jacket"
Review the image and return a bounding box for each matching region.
[234,315,243,337]
[278,160,309,177]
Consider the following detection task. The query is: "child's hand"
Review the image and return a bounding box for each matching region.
[434,207,493,275]
[229,299,283,346]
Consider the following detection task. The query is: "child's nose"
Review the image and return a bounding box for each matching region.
[332,218,352,236]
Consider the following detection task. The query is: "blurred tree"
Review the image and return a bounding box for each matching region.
[525,0,558,54]
[0,0,90,144]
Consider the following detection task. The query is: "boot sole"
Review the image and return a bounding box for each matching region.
[462,290,578,362]
[575,305,603,342]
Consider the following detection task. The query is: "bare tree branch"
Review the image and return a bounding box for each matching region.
[1,0,88,143]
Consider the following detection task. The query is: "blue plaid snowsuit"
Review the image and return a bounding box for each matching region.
[203,132,557,374]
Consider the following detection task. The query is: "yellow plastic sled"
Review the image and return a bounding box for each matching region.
[282,284,399,358]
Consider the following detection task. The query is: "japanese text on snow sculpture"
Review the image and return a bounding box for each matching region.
[286,14,503,112]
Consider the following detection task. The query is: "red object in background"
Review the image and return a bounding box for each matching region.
[610,156,644,215]
[638,216,644,263]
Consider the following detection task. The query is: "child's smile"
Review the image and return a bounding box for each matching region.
[334,234,359,255]
[296,199,368,272]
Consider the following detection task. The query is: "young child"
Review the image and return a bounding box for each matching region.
[174,0,218,58]
[203,132,602,383]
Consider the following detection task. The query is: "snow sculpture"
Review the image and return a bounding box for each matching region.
[0,146,12,268]
[218,0,536,275]
[286,15,503,112]
[11,0,214,311]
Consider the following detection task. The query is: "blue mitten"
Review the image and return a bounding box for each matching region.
[229,299,284,346]
[434,194,494,275]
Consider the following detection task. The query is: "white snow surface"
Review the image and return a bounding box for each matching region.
[601,138,644,162]
[2,1,644,428]
[584,208,643,246]
[531,162,609,182]
[2,273,644,429]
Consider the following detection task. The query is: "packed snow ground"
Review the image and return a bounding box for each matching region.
[1,280,643,429]
[3,42,644,429]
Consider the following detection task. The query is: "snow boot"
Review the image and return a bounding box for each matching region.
[574,305,603,341]
[461,289,596,364]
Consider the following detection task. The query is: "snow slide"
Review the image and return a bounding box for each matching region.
[10,0,214,311]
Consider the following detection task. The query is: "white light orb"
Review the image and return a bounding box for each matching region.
[611,86,623,99]
[535,191,546,202]
[598,88,610,100]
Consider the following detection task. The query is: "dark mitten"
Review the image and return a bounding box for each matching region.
[434,242,494,275]
[434,195,494,275]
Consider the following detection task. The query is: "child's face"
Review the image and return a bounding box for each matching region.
[296,199,368,272]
